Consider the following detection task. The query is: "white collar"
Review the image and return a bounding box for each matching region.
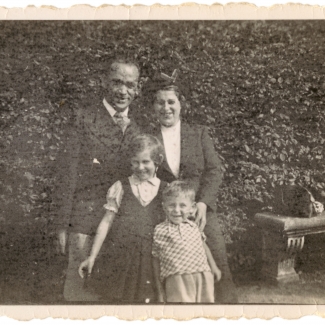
[131,174,160,187]
[103,98,129,118]
[166,219,195,227]
[161,120,181,133]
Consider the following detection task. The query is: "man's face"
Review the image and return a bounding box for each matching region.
[105,63,139,112]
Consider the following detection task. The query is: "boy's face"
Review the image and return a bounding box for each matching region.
[163,194,196,225]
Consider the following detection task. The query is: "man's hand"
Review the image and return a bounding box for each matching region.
[195,202,207,231]
[57,228,67,255]
[78,257,95,278]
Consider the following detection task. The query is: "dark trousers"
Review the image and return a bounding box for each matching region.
[204,211,238,304]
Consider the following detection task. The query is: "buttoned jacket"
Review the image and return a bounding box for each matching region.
[148,122,223,212]
[51,100,140,234]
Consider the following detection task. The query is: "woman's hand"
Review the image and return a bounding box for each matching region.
[78,257,95,278]
[195,202,207,231]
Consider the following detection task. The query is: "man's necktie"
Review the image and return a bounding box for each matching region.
[114,112,130,132]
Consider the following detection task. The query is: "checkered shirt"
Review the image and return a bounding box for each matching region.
[152,219,211,281]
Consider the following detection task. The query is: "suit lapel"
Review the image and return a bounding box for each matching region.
[179,122,198,175]
[125,109,139,135]
[95,103,116,132]
[153,122,193,177]
[152,125,173,175]
[84,101,123,149]
[84,101,112,128]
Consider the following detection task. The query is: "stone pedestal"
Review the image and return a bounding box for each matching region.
[255,212,325,284]
[261,230,304,283]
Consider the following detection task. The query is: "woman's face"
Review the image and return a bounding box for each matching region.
[153,90,181,128]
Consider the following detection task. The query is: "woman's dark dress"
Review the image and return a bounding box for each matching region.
[89,178,166,303]
[149,122,238,303]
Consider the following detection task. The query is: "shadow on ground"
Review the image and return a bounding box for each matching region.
[237,271,325,304]
[1,224,325,304]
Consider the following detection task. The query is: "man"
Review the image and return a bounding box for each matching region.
[51,59,141,301]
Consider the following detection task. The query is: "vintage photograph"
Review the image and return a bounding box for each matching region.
[1,19,325,307]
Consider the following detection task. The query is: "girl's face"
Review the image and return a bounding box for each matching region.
[153,90,181,128]
[131,149,156,181]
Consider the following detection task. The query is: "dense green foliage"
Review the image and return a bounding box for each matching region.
[1,21,325,282]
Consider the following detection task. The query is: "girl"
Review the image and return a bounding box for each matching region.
[78,134,166,303]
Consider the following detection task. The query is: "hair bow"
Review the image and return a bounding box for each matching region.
[160,69,178,83]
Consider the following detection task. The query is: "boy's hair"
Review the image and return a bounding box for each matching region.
[162,181,196,202]
[129,134,164,166]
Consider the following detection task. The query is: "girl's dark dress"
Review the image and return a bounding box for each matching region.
[89,178,167,303]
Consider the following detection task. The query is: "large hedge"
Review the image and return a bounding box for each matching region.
[1,21,325,292]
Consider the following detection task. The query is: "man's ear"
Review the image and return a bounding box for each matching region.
[135,78,145,99]
[134,84,140,99]
[138,77,147,91]
[158,154,164,165]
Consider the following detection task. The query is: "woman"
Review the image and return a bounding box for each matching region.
[145,71,238,303]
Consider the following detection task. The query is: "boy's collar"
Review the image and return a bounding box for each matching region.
[166,219,195,227]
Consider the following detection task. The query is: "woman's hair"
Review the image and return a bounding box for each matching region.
[129,134,164,166]
[162,181,196,203]
[152,84,181,102]
[143,77,184,105]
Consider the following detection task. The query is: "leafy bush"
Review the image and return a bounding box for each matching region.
[1,21,325,279]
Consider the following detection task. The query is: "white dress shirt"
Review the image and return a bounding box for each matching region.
[103,98,129,124]
[161,120,181,178]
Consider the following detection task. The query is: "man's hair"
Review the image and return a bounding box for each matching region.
[162,181,196,203]
[109,57,140,78]
[128,134,164,166]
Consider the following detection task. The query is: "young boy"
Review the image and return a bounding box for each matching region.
[152,181,221,303]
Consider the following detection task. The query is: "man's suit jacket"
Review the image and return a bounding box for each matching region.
[149,122,223,212]
[51,100,140,235]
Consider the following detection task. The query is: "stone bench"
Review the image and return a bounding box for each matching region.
[255,212,325,283]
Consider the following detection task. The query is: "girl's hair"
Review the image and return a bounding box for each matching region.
[129,134,164,166]
[162,180,196,203]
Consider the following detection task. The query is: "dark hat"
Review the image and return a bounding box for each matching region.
[143,69,184,100]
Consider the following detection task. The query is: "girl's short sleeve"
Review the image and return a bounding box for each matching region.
[103,180,124,213]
